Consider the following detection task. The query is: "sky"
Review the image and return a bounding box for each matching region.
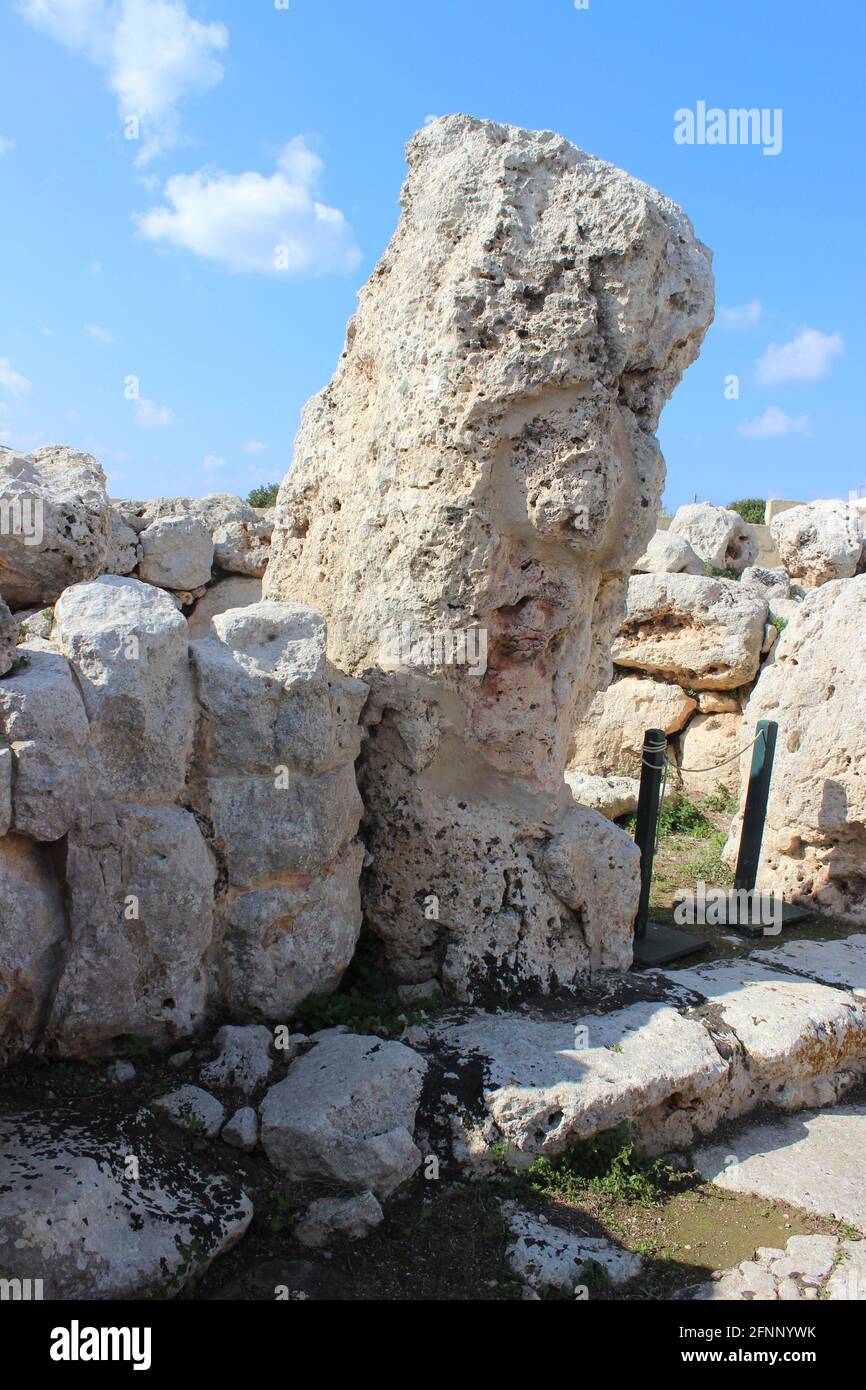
[0,0,863,510]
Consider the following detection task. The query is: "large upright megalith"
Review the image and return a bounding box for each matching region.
[266,115,714,1001]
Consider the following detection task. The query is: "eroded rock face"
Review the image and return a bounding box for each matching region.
[770,500,863,587]
[669,502,757,575]
[265,114,714,1000]
[726,576,866,922]
[612,573,766,690]
[119,494,273,578]
[569,673,696,777]
[0,446,112,606]
[0,597,17,676]
[0,834,66,1063]
[188,602,367,1020]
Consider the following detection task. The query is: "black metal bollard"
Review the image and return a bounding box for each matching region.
[734,719,777,893]
[634,728,667,941]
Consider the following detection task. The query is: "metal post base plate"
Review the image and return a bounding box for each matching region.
[633,921,705,968]
[728,901,814,938]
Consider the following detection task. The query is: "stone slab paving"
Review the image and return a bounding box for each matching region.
[681,1232,866,1301]
[760,935,866,993]
[503,1205,642,1293]
[694,1104,866,1233]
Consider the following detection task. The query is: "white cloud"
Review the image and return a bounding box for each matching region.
[717,300,762,329]
[85,322,114,342]
[0,135,15,157]
[738,406,811,439]
[20,0,228,162]
[756,328,844,385]
[243,440,267,454]
[136,138,361,275]
[134,396,173,428]
[0,357,33,396]
[201,453,225,473]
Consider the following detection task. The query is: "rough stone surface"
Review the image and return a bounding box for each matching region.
[44,804,216,1056]
[0,596,17,676]
[0,445,112,606]
[0,645,93,840]
[189,602,367,1019]
[294,1191,384,1248]
[761,934,866,992]
[682,1233,860,1301]
[612,573,766,690]
[633,529,704,575]
[695,1104,866,1233]
[121,494,272,577]
[0,1105,252,1298]
[668,959,866,1113]
[200,1025,274,1098]
[725,577,866,923]
[0,834,66,1062]
[740,565,802,624]
[187,575,262,638]
[264,114,713,1001]
[669,502,757,574]
[153,1085,226,1138]
[222,1106,258,1152]
[504,1207,642,1290]
[676,711,743,801]
[260,1031,427,1197]
[569,673,696,777]
[103,509,141,577]
[770,500,863,586]
[565,768,640,820]
[138,513,214,592]
[54,576,194,803]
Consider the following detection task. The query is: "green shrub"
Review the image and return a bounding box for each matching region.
[247,483,279,509]
[728,497,766,525]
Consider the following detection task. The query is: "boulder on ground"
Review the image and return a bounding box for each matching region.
[200,1024,274,1098]
[260,1031,427,1198]
[725,576,866,922]
[633,530,704,575]
[264,114,714,1001]
[294,1191,384,1248]
[769,500,863,587]
[152,1085,226,1138]
[669,501,757,574]
[569,673,696,777]
[0,445,112,606]
[612,572,766,690]
[187,575,262,637]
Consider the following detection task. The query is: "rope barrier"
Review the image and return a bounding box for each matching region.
[641,727,766,775]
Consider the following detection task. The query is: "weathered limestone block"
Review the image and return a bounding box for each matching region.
[44,804,216,1056]
[265,115,714,1000]
[740,564,801,624]
[676,711,743,801]
[725,577,866,922]
[260,1030,427,1197]
[770,500,863,587]
[569,673,696,777]
[0,646,93,841]
[0,1105,252,1298]
[0,445,112,606]
[187,576,262,638]
[0,834,66,1062]
[54,576,195,803]
[669,502,757,575]
[633,530,703,575]
[612,573,766,690]
[120,494,272,577]
[0,596,17,675]
[103,509,141,576]
[189,603,367,1016]
[138,514,214,591]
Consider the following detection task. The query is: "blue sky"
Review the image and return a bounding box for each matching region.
[0,0,863,510]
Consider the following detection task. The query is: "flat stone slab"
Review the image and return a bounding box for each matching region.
[504,1207,642,1291]
[681,1231,865,1301]
[0,1105,253,1299]
[433,1000,729,1162]
[760,935,866,993]
[694,1104,866,1233]
[663,958,866,1110]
